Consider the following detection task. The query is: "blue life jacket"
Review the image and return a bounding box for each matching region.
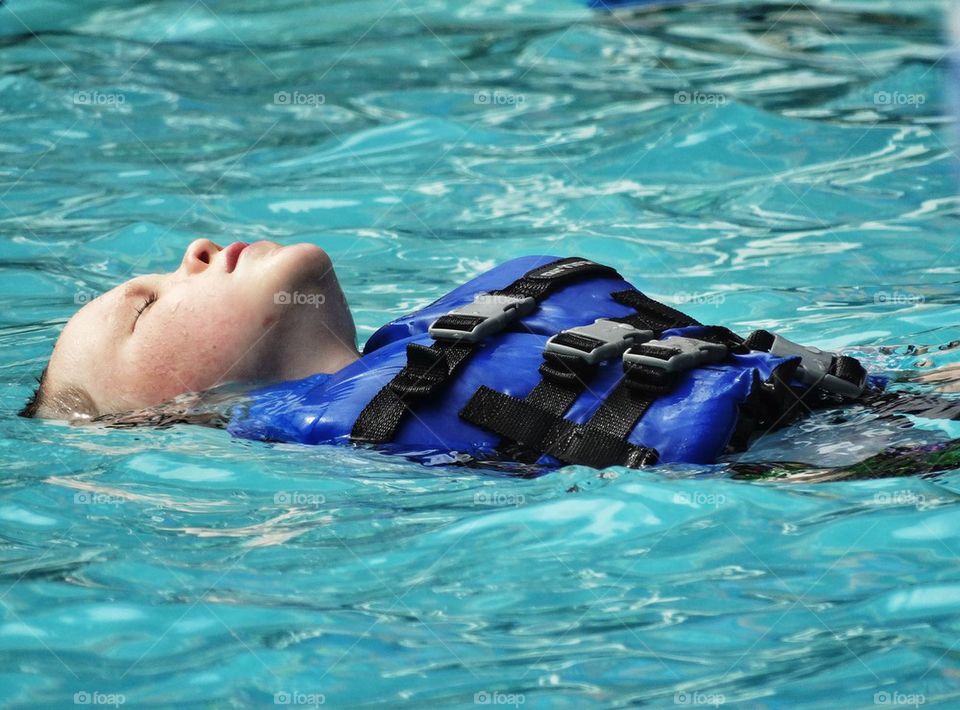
[228,256,870,467]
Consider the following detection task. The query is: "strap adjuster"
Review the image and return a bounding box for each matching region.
[545,319,653,365]
[623,336,728,373]
[765,333,865,398]
[428,293,537,344]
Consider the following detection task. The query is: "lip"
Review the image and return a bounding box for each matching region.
[222,241,249,273]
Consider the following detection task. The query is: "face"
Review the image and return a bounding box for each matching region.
[46,239,359,417]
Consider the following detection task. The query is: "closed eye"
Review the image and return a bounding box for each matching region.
[133,293,158,329]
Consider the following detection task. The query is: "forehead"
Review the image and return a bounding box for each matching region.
[47,280,143,388]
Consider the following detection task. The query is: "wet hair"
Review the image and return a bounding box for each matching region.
[18,366,99,420]
[91,390,229,429]
[18,367,48,418]
[19,365,232,429]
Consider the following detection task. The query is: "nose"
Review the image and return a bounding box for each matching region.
[181,238,222,275]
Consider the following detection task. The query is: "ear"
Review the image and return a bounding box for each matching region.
[46,385,100,421]
[18,367,48,418]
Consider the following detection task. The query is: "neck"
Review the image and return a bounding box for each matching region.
[311,341,361,375]
[269,317,362,382]
[269,266,363,380]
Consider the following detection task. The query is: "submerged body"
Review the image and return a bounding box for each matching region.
[25,243,959,475]
[228,255,876,468]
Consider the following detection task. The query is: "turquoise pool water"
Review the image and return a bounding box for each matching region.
[3,0,960,706]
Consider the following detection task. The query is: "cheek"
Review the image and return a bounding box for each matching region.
[122,299,270,403]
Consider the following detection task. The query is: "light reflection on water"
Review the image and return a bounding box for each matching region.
[2,0,960,707]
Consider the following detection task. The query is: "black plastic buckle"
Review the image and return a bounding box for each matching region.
[428,293,537,344]
[545,319,653,365]
[766,333,865,398]
[623,336,727,373]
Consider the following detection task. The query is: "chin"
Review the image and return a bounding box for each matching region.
[253,243,336,316]
[276,242,333,284]
[290,241,331,263]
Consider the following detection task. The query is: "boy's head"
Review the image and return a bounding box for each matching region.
[21,239,359,420]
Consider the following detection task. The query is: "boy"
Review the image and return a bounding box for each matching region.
[19,240,957,475]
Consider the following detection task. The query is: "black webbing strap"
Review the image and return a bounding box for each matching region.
[460,289,703,466]
[517,306,676,424]
[459,385,660,469]
[533,336,731,467]
[541,421,660,468]
[611,289,701,330]
[513,287,702,424]
[691,325,750,353]
[351,257,619,444]
[350,340,475,443]
[522,352,597,424]
[461,342,626,464]
[542,355,675,467]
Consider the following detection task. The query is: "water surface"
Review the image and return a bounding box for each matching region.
[2,0,960,707]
